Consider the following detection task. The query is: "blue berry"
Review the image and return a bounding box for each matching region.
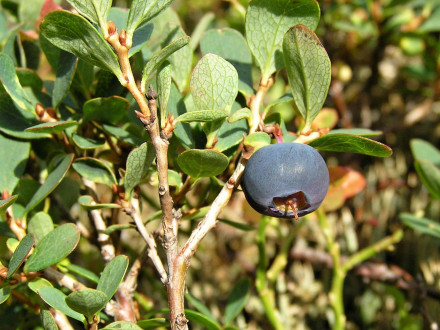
[241,143,329,219]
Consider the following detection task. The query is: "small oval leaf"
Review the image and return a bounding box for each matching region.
[124,142,156,198]
[97,255,129,303]
[72,158,117,187]
[142,36,190,90]
[78,195,121,211]
[224,278,251,325]
[37,287,86,322]
[177,149,229,178]
[410,138,440,166]
[72,134,106,150]
[400,213,440,239]
[0,195,18,212]
[245,0,320,81]
[25,154,74,214]
[66,288,108,318]
[104,321,144,329]
[176,110,229,123]
[414,159,440,199]
[24,223,80,273]
[0,53,34,112]
[28,212,55,244]
[6,234,34,279]
[83,96,129,125]
[25,121,78,133]
[307,134,393,157]
[28,278,53,294]
[0,286,11,304]
[40,309,58,330]
[40,11,124,82]
[201,28,253,96]
[190,54,238,112]
[283,25,331,130]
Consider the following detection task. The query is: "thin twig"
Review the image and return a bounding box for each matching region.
[51,308,74,330]
[126,198,168,284]
[43,267,86,291]
[82,179,116,263]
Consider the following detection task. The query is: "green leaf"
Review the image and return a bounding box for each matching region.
[215,103,249,153]
[16,68,43,91]
[0,286,11,304]
[40,11,124,83]
[104,321,143,329]
[78,195,121,211]
[72,134,106,150]
[308,134,393,157]
[185,309,222,330]
[83,96,129,125]
[245,0,320,81]
[0,195,18,212]
[40,309,58,330]
[66,289,108,318]
[189,12,215,50]
[53,51,77,109]
[97,255,129,303]
[66,0,112,33]
[28,278,53,294]
[200,28,253,96]
[150,170,182,188]
[124,142,156,197]
[224,278,251,325]
[243,132,271,154]
[101,124,145,146]
[161,23,192,92]
[142,36,190,91]
[72,158,117,187]
[327,129,382,137]
[102,224,135,235]
[0,94,49,139]
[410,138,440,167]
[0,134,30,193]
[400,213,440,239]
[166,83,195,149]
[0,53,34,112]
[6,234,34,279]
[176,110,229,123]
[283,25,331,130]
[185,292,217,323]
[414,159,440,200]
[219,219,254,231]
[64,264,100,284]
[25,154,74,214]
[24,121,78,134]
[126,0,174,48]
[27,212,54,244]
[157,61,172,127]
[228,108,252,124]
[136,318,168,329]
[177,149,229,178]
[190,54,238,112]
[37,287,86,323]
[24,223,80,273]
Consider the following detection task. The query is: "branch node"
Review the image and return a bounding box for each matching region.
[146,85,158,100]
[159,186,167,196]
[176,313,188,326]
[119,29,127,47]
[107,21,117,36]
